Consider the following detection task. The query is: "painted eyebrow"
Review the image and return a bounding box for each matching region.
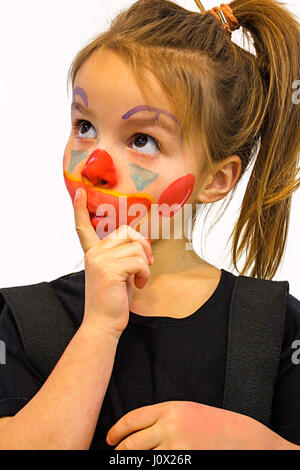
[121,105,181,137]
[71,101,95,116]
[73,86,88,107]
[71,101,182,137]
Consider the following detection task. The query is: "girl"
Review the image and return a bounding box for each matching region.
[0,0,299,450]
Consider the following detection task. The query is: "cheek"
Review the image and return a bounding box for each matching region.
[63,151,68,169]
[63,149,89,174]
[64,173,76,204]
[157,174,195,217]
[129,163,159,192]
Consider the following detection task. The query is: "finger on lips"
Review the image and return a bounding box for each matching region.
[73,188,153,264]
[73,188,100,254]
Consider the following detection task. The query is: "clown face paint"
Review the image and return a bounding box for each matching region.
[122,105,181,131]
[64,146,195,233]
[68,150,89,173]
[158,174,195,217]
[73,86,88,107]
[63,47,199,239]
[64,148,155,232]
[128,163,159,191]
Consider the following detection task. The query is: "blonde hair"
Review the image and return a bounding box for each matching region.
[67,0,300,279]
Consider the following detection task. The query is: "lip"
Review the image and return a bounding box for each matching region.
[89,214,107,219]
[89,211,108,218]
[89,212,110,222]
[89,213,112,231]
[86,196,117,217]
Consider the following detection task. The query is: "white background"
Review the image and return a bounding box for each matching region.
[0,0,299,298]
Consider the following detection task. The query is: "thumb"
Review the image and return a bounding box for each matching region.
[73,188,100,254]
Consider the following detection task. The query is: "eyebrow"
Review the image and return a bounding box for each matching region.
[122,105,182,137]
[71,101,94,116]
[73,86,88,107]
[71,101,182,139]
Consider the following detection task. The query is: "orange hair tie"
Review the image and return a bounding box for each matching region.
[207,3,240,37]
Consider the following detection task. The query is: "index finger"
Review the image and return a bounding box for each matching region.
[73,188,100,254]
[106,403,159,446]
[106,224,153,265]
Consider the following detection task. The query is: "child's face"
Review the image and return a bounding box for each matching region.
[63,47,201,240]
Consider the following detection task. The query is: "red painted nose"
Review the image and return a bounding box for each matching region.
[81,149,117,189]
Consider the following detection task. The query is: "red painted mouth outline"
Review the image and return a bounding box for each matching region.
[64,170,154,229]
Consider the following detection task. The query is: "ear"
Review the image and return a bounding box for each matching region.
[196,155,242,204]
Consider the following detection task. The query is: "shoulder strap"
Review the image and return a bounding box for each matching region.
[222,274,289,426]
[0,281,77,380]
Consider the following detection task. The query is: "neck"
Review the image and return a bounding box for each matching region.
[148,236,205,282]
[137,207,211,285]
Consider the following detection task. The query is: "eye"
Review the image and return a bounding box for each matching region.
[129,133,161,158]
[71,121,162,158]
[72,119,96,139]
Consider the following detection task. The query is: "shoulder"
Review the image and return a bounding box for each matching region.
[275,288,300,377]
[282,292,300,349]
[0,294,44,416]
[285,292,300,329]
[0,270,85,331]
[0,270,85,383]
[49,270,85,328]
[278,291,300,377]
[269,291,300,444]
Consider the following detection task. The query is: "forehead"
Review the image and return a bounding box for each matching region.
[73,47,176,116]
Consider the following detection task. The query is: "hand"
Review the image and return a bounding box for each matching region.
[106,400,297,450]
[73,188,153,339]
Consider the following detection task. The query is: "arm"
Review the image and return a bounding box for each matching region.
[275,438,300,450]
[106,401,300,450]
[0,190,152,450]
[0,322,119,450]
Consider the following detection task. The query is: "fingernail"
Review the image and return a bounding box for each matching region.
[75,188,81,200]
[150,255,154,264]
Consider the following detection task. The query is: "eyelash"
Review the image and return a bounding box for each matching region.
[71,119,162,159]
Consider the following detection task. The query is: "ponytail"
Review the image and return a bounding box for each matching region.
[228,0,300,278]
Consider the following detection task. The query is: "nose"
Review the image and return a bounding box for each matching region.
[81,149,117,189]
